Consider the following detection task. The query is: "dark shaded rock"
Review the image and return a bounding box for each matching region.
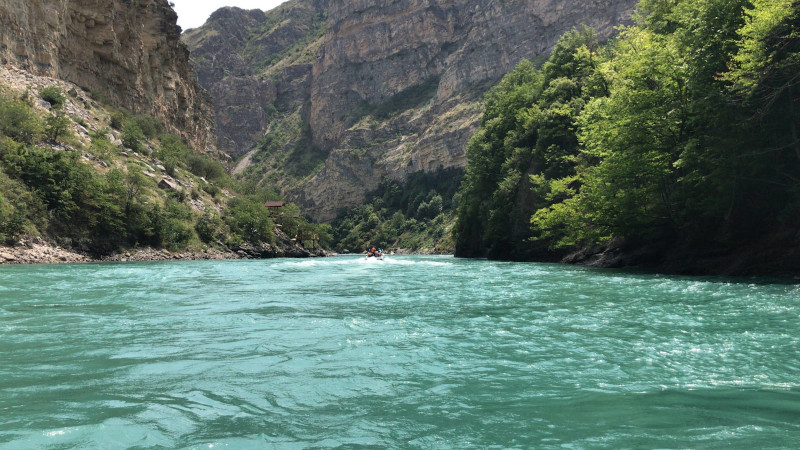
[158,178,180,191]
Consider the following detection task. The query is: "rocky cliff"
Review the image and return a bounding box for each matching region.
[183,2,328,158]
[0,0,216,152]
[187,0,636,221]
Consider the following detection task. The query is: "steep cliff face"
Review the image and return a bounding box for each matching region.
[0,0,216,152]
[188,0,636,221]
[183,2,328,157]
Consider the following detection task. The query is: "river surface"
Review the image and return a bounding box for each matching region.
[1,256,799,448]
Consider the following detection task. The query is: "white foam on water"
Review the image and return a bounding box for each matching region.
[284,258,367,268]
[277,255,455,270]
[45,429,67,437]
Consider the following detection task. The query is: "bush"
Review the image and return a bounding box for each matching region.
[0,193,22,244]
[110,111,126,130]
[121,122,145,152]
[0,144,127,251]
[187,153,226,181]
[0,94,43,144]
[131,114,163,139]
[109,108,163,139]
[416,194,443,221]
[89,89,111,105]
[330,168,462,251]
[0,170,47,244]
[88,129,116,160]
[151,199,194,250]
[202,182,221,198]
[156,134,189,176]
[225,197,274,244]
[122,202,156,246]
[39,86,66,109]
[44,111,71,142]
[196,209,226,243]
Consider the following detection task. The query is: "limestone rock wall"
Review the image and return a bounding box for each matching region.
[0,0,216,152]
[183,2,328,157]
[301,0,635,220]
[188,0,637,221]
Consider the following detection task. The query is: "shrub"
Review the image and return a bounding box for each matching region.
[110,110,126,130]
[0,94,43,144]
[0,170,47,244]
[109,109,162,140]
[156,134,189,176]
[224,197,274,244]
[121,122,145,152]
[89,89,111,105]
[202,182,221,198]
[39,86,66,109]
[0,193,22,244]
[151,199,194,249]
[163,159,177,177]
[196,209,226,243]
[0,144,126,250]
[88,129,116,160]
[45,111,71,142]
[416,194,443,221]
[187,153,226,181]
[131,114,163,139]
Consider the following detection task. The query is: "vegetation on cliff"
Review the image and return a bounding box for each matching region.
[186,0,637,223]
[183,0,329,170]
[456,26,604,260]
[330,168,462,253]
[456,0,800,273]
[0,80,329,256]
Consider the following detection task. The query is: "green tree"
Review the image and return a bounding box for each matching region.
[531,0,756,250]
[121,122,145,153]
[0,169,46,243]
[225,197,275,245]
[456,27,605,258]
[122,167,147,217]
[151,199,194,250]
[196,208,227,243]
[0,94,43,144]
[157,134,190,176]
[44,111,71,142]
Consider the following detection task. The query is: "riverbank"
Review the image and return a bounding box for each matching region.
[0,238,92,264]
[0,236,328,265]
[560,233,800,279]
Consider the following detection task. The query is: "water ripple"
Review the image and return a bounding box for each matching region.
[1,256,799,447]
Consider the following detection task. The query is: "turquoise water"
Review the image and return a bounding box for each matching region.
[1,255,799,448]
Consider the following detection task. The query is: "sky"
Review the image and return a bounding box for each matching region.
[170,0,288,30]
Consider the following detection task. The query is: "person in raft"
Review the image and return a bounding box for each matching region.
[366,247,383,257]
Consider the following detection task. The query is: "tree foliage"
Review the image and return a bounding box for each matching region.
[39,86,66,109]
[456,27,605,258]
[0,86,324,256]
[458,0,800,269]
[331,168,462,252]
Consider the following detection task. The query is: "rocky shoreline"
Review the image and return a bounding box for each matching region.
[0,237,329,265]
[0,238,92,264]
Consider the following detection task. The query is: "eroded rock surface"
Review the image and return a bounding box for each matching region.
[0,0,217,152]
[188,0,637,221]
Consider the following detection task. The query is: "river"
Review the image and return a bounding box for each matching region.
[1,256,799,448]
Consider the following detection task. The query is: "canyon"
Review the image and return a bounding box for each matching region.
[186,0,637,221]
